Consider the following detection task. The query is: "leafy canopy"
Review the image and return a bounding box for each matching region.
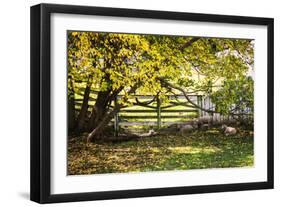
[68,31,254,114]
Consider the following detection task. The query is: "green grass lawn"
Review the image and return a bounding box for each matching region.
[67,128,254,175]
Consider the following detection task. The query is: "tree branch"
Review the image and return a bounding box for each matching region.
[180,37,200,51]
[159,78,252,117]
[159,77,216,114]
[134,92,159,106]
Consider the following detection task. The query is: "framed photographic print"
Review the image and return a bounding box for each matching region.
[30,3,274,203]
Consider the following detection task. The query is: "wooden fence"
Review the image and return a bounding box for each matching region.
[115,95,200,132]
[74,88,253,134]
[74,90,203,133]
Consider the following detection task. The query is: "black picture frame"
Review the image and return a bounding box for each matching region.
[30,3,274,204]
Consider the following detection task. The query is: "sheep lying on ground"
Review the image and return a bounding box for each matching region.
[197,115,240,127]
[200,123,210,131]
[197,116,212,130]
[180,124,194,136]
[139,129,157,137]
[221,124,237,136]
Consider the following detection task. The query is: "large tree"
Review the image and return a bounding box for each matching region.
[67,31,254,141]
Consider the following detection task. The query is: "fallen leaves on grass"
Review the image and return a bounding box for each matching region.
[67,129,254,175]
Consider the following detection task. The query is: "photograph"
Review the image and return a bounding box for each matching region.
[67,31,255,175]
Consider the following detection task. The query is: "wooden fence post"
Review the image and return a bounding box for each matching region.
[114,98,119,137]
[197,96,201,118]
[157,96,161,129]
[199,96,203,117]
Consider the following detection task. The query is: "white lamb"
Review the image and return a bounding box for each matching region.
[221,125,237,136]
[139,129,157,137]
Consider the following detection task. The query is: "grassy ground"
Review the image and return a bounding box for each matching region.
[67,128,254,175]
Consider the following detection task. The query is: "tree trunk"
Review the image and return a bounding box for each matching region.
[87,89,112,131]
[87,106,120,142]
[87,83,138,142]
[67,75,76,133]
[76,77,92,132]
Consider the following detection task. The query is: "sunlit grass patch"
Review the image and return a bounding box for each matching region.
[168,146,222,154]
